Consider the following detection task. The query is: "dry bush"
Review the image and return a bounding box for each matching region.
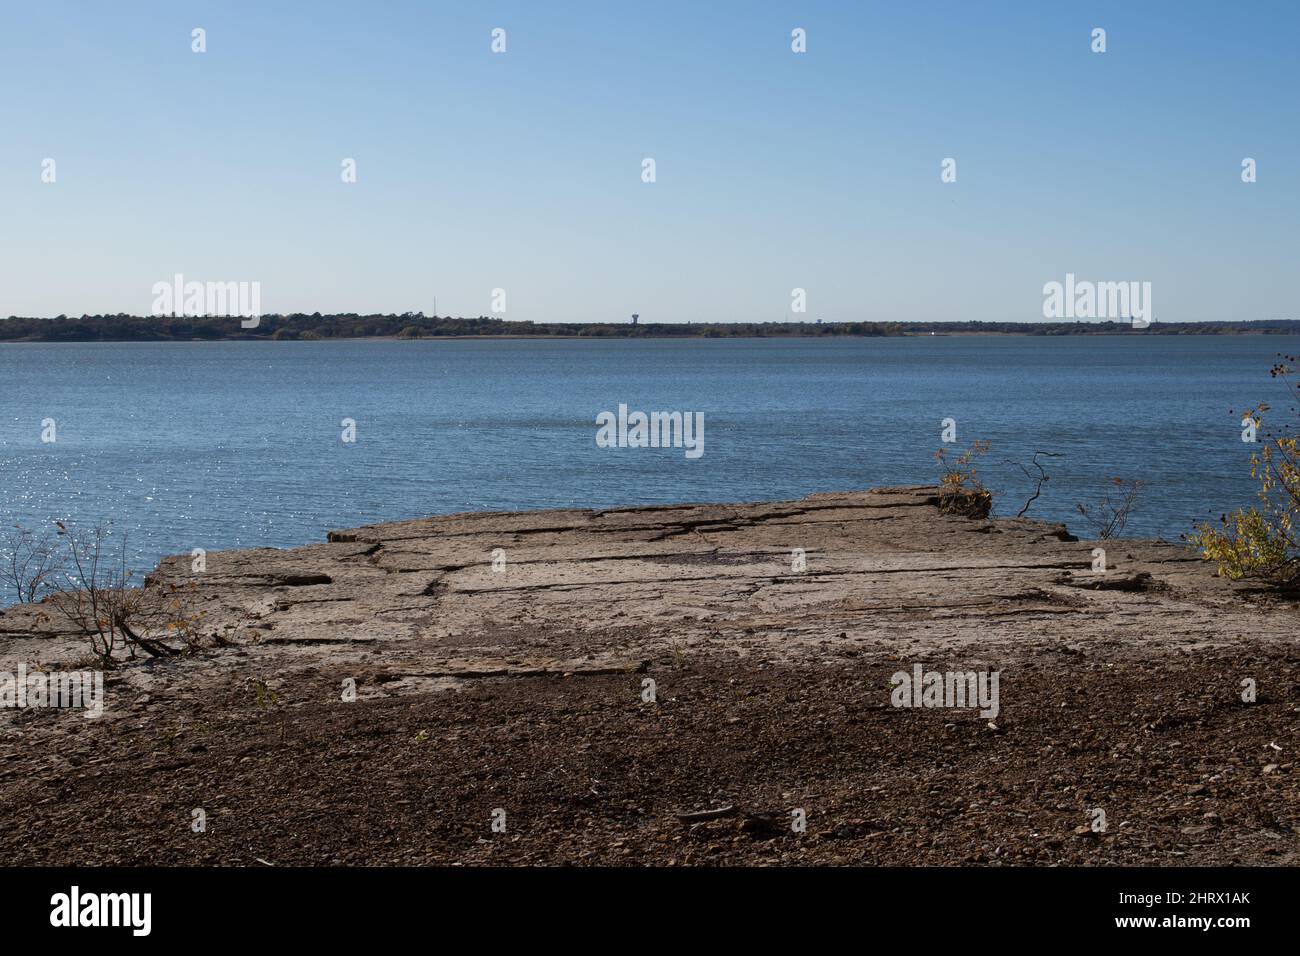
[40,523,205,665]
[935,440,993,518]
[1,524,66,604]
[1076,477,1145,539]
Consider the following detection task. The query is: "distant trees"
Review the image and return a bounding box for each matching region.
[0,314,1298,343]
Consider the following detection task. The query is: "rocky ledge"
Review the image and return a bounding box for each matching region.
[1,487,1297,866]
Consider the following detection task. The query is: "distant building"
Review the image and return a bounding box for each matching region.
[631,313,639,325]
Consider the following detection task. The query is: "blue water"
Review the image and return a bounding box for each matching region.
[1,336,1291,605]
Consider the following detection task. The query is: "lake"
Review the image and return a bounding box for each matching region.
[1,335,1291,605]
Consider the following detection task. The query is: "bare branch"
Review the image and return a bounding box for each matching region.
[1010,451,1063,518]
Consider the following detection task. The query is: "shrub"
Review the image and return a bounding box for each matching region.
[935,441,993,518]
[1076,477,1145,539]
[1,524,65,603]
[1189,355,1300,586]
[32,523,198,665]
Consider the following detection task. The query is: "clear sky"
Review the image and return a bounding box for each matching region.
[2,0,1296,323]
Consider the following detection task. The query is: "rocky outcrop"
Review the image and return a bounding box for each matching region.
[1,486,1292,702]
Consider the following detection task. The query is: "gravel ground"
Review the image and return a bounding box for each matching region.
[3,645,1297,866]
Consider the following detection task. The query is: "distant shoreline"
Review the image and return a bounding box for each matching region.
[4,331,1300,345]
[2,314,1299,343]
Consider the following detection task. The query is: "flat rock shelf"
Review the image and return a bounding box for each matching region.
[1,486,1297,865]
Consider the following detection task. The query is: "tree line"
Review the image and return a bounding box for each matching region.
[1,313,1297,342]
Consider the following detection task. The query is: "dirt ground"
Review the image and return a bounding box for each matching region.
[1,644,1297,866]
[1,488,1296,865]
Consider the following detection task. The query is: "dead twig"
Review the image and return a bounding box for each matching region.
[674,805,737,823]
[1011,451,1063,518]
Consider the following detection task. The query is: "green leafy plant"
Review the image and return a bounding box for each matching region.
[245,677,279,709]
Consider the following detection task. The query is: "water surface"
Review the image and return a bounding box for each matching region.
[1,335,1290,604]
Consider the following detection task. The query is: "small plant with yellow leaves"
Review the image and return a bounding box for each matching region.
[1189,355,1300,587]
[935,440,993,519]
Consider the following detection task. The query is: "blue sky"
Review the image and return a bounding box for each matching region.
[2,0,1296,322]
